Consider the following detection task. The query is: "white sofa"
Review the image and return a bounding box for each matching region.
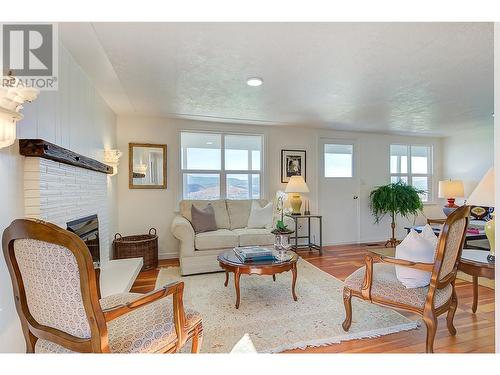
[171,199,293,275]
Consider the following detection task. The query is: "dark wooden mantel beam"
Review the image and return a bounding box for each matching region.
[19,139,113,175]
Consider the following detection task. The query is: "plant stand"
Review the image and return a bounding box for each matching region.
[384,222,401,248]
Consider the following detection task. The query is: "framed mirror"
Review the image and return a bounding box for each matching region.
[129,143,167,189]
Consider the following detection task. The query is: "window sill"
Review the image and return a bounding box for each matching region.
[423,201,439,206]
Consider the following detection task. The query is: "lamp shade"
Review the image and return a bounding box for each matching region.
[285,176,310,193]
[467,168,495,207]
[438,180,464,198]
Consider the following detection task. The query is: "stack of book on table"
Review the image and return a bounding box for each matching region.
[233,246,276,262]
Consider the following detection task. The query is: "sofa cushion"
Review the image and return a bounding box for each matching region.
[247,201,274,229]
[226,199,268,229]
[179,199,230,229]
[195,229,239,250]
[191,203,217,233]
[233,228,275,247]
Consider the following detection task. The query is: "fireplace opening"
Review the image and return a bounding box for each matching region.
[67,214,100,264]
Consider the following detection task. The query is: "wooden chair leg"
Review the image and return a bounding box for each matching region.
[423,310,437,353]
[342,287,353,332]
[446,287,458,336]
[190,324,203,353]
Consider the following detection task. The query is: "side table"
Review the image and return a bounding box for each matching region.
[286,214,323,255]
[458,250,495,313]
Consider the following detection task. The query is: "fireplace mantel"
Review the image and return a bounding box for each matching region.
[19,139,113,174]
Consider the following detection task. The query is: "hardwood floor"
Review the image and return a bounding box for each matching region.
[131,244,495,353]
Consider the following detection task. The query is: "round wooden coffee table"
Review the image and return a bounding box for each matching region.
[217,249,298,309]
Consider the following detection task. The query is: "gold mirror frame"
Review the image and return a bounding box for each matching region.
[129,143,167,189]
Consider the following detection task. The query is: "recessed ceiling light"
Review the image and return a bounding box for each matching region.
[206,141,213,145]
[246,77,263,87]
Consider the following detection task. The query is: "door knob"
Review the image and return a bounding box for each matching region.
[353,196,358,200]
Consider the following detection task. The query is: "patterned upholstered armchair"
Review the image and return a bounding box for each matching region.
[2,219,203,353]
[342,205,470,353]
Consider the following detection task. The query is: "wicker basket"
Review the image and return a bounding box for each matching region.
[113,228,158,271]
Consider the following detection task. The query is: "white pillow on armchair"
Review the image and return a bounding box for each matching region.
[395,225,437,288]
[420,224,439,248]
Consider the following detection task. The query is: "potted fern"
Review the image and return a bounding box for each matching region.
[369,181,424,247]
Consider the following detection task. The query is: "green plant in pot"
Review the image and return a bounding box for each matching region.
[272,190,293,235]
[369,181,424,247]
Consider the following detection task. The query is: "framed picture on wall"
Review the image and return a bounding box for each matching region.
[281,149,306,183]
[129,143,168,189]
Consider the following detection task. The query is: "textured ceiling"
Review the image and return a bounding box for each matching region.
[60,22,494,136]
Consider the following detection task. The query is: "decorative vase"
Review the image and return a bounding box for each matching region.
[274,234,290,250]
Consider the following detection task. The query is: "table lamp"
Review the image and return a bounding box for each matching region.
[285,176,310,215]
[438,179,464,216]
[467,168,495,262]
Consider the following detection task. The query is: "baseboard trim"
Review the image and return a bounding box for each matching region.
[323,237,389,247]
[159,252,179,260]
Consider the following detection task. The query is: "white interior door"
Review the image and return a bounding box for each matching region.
[318,138,361,245]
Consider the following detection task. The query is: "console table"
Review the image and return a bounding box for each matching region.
[458,250,495,313]
[286,214,323,255]
[404,224,488,250]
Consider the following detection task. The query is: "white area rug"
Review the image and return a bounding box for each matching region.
[156,258,419,353]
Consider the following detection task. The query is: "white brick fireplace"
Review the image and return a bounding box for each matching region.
[23,157,112,262]
[23,156,142,296]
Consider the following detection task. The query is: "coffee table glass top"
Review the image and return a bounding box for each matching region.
[218,249,297,266]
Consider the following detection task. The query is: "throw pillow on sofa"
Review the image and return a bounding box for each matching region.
[395,225,437,288]
[247,201,273,229]
[191,203,217,233]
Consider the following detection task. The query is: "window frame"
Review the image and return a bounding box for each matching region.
[180,131,264,200]
[323,141,356,179]
[390,143,434,202]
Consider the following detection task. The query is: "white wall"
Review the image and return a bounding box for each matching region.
[442,125,494,202]
[117,115,443,258]
[0,43,117,352]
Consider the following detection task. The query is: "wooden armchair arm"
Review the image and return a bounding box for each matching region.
[379,255,434,272]
[360,255,434,301]
[102,281,187,348]
[361,256,373,300]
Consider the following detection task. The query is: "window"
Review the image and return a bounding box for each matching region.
[324,143,354,177]
[181,132,262,199]
[390,144,433,202]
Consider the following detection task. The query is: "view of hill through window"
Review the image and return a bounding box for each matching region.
[181,132,262,199]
